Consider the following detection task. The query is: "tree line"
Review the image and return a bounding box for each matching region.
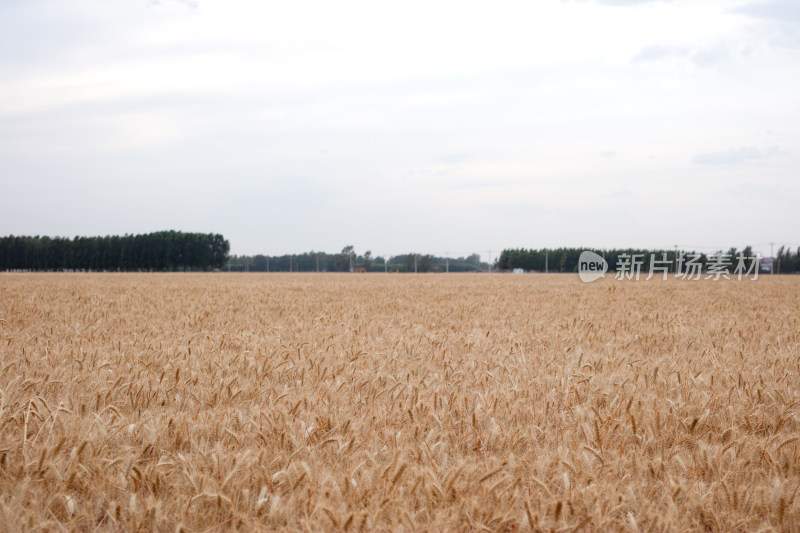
[496,246,800,273]
[5,235,798,274]
[771,245,800,274]
[0,231,230,271]
[228,246,488,272]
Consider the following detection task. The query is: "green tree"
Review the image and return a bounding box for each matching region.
[418,254,434,272]
[335,245,354,272]
[252,255,268,271]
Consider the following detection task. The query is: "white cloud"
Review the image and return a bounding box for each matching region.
[633,44,691,62]
[693,146,789,165]
[0,0,798,254]
[693,147,762,165]
[595,0,672,5]
[731,1,800,23]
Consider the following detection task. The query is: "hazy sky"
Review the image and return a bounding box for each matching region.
[1,0,798,260]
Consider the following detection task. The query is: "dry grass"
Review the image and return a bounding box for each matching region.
[0,273,799,532]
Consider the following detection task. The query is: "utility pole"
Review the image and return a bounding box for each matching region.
[384,254,388,273]
[266,257,269,273]
[770,242,774,274]
[316,254,319,272]
[674,244,678,274]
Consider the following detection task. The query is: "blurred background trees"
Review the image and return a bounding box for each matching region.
[0,231,230,271]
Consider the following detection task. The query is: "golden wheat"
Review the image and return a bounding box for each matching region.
[0,273,798,531]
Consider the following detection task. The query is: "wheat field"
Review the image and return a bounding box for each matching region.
[0,273,798,532]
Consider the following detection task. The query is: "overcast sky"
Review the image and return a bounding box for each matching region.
[1,0,798,260]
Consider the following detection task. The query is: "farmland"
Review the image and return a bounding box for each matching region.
[0,273,799,531]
